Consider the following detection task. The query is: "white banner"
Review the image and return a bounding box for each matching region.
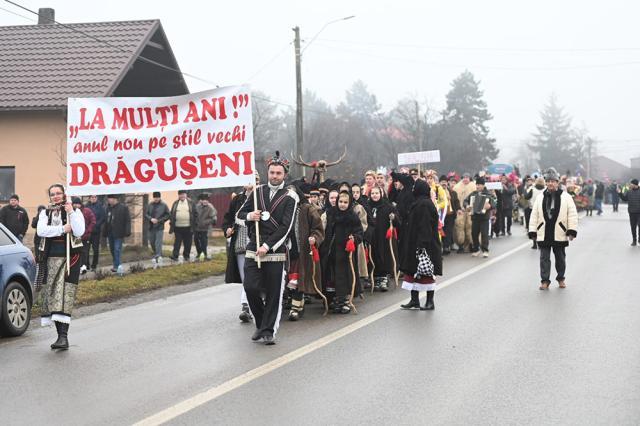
[485,182,503,190]
[397,150,440,165]
[66,86,255,196]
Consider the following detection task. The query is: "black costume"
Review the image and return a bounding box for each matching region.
[368,196,400,289]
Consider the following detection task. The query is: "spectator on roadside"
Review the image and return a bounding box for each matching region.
[618,179,640,246]
[498,175,516,236]
[609,180,620,213]
[72,197,96,275]
[85,195,105,271]
[31,205,46,253]
[169,190,197,262]
[104,195,131,272]
[0,194,29,242]
[145,191,170,265]
[194,193,217,260]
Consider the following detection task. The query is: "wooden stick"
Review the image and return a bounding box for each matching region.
[348,251,358,314]
[253,182,261,269]
[310,251,328,316]
[66,232,71,275]
[389,219,399,288]
[369,244,375,295]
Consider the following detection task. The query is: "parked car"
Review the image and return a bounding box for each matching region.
[0,223,36,337]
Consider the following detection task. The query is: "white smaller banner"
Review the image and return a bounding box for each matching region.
[485,182,503,190]
[397,150,440,165]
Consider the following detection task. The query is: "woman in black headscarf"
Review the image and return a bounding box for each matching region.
[398,179,442,310]
[320,191,363,314]
[368,186,400,291]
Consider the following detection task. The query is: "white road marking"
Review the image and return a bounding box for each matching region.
[134,241,531,425]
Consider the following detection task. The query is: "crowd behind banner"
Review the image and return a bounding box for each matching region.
[221,163,639,329]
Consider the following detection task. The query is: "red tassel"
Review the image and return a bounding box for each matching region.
[364,247,369,261]
[311,245,320,263]
[345,239,356,252]
[288,272,299,281]
[386,227,397,240]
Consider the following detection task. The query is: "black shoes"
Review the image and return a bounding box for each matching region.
[420,291,435,310]
[632,240,637,247]
[251,330,262,341]
[51,322,69,350]
[401,300,420,309]
[262,335,276,345]
[239,304,252,323]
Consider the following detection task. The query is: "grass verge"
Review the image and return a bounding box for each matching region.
[33,253,227,316]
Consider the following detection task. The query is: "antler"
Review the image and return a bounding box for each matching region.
[290,152,314,168]
[326,147,347,167]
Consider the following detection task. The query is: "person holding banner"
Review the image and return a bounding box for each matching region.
[36,184,85,350]
[236,152,298,345]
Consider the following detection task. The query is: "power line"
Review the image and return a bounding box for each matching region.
[315,38,640,53]
[0,4,34,21]
[311,42,640,71]
[245,42,292,82]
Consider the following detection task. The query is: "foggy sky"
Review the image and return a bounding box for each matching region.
[2,0,639,166]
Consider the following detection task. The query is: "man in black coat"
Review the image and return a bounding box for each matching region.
[85,195,106,271]
[104,194,131,272]
[0,194,29,242]
[237,153,297,345]
[619,179,640,245]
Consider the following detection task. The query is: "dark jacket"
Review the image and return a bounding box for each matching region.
[86,201,106,236]
[170,199,197,232]
[237,184,297,257]
[498,183,515,210]
[223,191,248,283]
[0,204,29,239]
[398,196,442,277]
[619,187,640,213]
[390,172,415,231]
[104,203,131,239]
[195,202,217,232]
[368,198,400,275]
[464,189,497,220]
[320,206,363,297]
[145,200,170,231]
[595,182,605,199]
[80,206,96,241]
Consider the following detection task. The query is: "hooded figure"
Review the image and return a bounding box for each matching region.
[320,191,364,314]
[399,179,442,310]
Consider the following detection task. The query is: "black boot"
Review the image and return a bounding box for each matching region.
[421,290,435,310]
[51,322,69,350]
[401,290,420,309]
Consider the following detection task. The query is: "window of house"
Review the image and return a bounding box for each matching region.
[0,167,16,202]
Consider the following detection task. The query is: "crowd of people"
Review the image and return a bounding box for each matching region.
[218,151,624,344]
[5,151,639,350]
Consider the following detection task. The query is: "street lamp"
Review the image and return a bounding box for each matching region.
[293,15,355,177]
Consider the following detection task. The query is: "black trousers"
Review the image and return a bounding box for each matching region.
[630,212,640,242]
[194,231,208,257]
[172,227,192,259]
[502,208,512,233]
[244,258,285,338]
[539,245,566,283]
[443,214,455,249]
[524,208,532,230]
[88,233,101,269]
[472,215,490,252]
[81,240,90,267]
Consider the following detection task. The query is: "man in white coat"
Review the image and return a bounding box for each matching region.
[528,168,578,290]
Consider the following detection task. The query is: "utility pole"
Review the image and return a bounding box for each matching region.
[293,26,303,177]
[585,137,593,179]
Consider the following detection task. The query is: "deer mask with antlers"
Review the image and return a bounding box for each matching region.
[292,147,347,183]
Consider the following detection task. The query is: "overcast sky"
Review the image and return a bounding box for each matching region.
[2,0,639,165]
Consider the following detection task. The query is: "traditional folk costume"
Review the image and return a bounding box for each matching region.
[399,180,442,310]
[236,153,297,345]
[368,196,400,291]
[320,193,364,314]
[36,200,85,350]
[222,189,253,323]
[287,184,325,321]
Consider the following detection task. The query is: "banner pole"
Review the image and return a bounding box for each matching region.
[253,179,261,269]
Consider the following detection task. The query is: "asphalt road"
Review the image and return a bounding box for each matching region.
[1,206,638,425]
